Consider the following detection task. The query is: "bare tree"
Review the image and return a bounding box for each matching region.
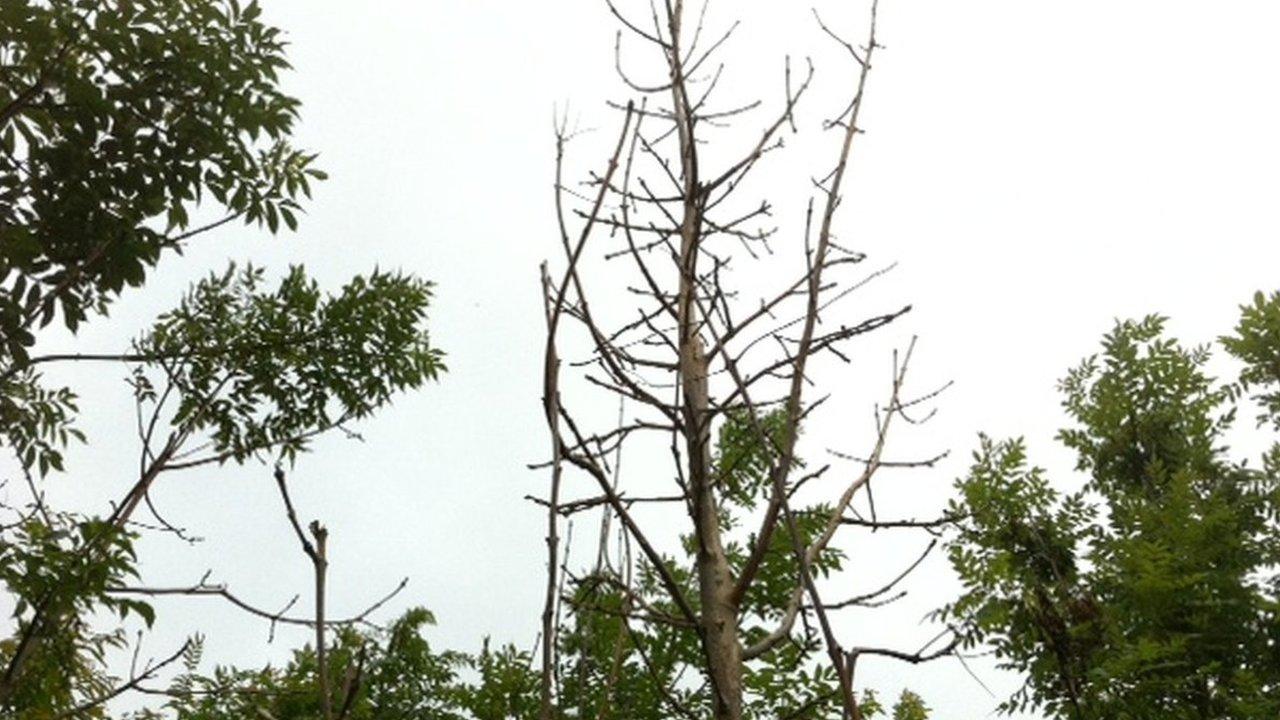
[537,2,956,719]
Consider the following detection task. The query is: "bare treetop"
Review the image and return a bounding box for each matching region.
[537,2,956,719]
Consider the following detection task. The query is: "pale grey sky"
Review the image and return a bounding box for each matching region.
[21,1,1280,718]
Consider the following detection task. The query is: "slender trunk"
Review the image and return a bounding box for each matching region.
[540,264,564,720]
[311,522,332,720]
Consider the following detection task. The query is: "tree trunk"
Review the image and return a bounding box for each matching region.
[683,334,744,720]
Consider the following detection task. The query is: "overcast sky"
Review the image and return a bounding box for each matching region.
[24,1,1280,718]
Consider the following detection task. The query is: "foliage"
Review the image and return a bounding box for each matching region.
[716,408,795,510]
[452,641,540,720]
[0,0,322,363]
[888,690,930,720]
[0,514,147,715]
[0,371,82,476]
[941,299,1280,718]
[153,609,474,720]
[156,596,931,720]
[1223,290,1280,430]
[132,263,444,465]
[133,609,552,720]
[0,0,328,533]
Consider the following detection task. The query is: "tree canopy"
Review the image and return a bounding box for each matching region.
[942,292,1280,718]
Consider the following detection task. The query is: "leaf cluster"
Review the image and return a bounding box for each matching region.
[133,263,444,465]
[0,0,322,363]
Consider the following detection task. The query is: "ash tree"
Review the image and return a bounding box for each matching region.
[536,2,954,719]
[940,291,1280,719]
[0,1,443,716]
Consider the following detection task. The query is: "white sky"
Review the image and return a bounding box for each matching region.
[17,1,1280,718]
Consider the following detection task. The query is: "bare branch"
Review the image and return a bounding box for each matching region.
[51,640,191,720]
[821,540,937,611]
[106,576,408,632]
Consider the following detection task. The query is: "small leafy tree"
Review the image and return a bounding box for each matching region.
[941,292,1280,718]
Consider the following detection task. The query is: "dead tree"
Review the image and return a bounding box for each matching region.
[538,2,955,719]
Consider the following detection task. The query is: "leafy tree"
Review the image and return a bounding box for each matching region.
[0,0,443,716]
[941,293,1280,718]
